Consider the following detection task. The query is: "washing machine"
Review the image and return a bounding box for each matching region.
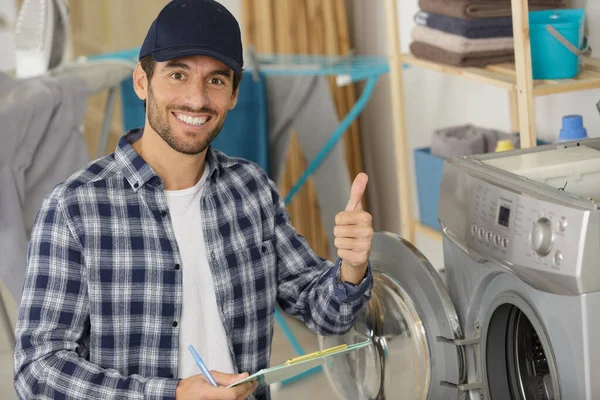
[319,138,600,399]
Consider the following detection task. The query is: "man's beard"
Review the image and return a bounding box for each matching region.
[146,85,225,155]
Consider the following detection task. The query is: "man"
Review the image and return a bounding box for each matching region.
[13,1,374,399]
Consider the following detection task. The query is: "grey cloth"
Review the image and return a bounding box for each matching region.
[431,124,520,159]
[266,75,351,260]
[414,11,514,39]
[49,59,135,96]
[0,72,90,306]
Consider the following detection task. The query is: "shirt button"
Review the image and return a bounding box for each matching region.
[161,210,167,217]
[172,321,178,327]
[174,264,180,270]
[133,182,139,189]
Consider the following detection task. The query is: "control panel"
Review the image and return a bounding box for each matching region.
[465,178,585,278]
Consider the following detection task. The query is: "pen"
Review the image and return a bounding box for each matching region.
[188,345,218,386]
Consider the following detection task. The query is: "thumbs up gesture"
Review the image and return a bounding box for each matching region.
[334,173,373,285]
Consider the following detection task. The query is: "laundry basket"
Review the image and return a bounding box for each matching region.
[529,9,588,79]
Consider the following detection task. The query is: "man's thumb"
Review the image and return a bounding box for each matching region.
[345,173,368,211]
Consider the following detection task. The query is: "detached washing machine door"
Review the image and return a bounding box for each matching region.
[319,231,465,400]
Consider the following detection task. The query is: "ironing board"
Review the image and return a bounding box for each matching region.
[85,48,392,386]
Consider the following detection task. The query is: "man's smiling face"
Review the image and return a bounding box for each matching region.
[142,55,239,155]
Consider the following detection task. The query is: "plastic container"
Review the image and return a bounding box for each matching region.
[495,139,515,152]
[415,137,549,231]
[556,115,588,143]
[529,9,586,79]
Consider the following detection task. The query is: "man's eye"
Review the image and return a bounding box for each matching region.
[171,72,185,80]
[210,78,224,85]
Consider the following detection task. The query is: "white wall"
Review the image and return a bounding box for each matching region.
[348,0,600,267]
[0,0,16,72]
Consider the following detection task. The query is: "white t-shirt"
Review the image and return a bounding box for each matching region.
[164,167,235,379]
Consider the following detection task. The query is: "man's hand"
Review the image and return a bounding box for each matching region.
[175,371,258,400]
[334,173,373,285]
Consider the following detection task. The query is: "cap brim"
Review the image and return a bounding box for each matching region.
[151,46,242,75]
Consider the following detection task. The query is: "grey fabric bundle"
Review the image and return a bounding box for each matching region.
[431,124,520,159]
[0,72,90,306]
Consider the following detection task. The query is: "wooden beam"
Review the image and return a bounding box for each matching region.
[511,0,536,148]
[384,0,414,242]
[401,54,515,91]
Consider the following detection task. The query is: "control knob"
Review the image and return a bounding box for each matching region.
[531,218,553,256]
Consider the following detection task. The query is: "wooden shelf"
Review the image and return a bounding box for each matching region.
[402,53,600,97]
[385,0,597,244]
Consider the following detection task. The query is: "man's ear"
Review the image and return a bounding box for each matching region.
[133,63,148,101]
[229,87,239,111]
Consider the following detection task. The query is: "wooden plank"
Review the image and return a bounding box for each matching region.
[530,59,600,95]
[255,0,275,52]
[321,0,345,122]
[241,0,256,48]
[295,0,310,54]
[322,0,364,189]
[270,0,329,259]
[486,63,517,76]
[511,0,536,148]
[384,0,414,242]
[401,53,515,91]
[306,0,324,54]
[335,0,366,193]
[533,78,600,96]
[321,1,339,56]
[414,221,442,242]
[274,0,289,52]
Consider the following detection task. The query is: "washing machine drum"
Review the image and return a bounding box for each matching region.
[318,232,465,400]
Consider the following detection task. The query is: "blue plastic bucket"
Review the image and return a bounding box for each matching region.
[529,9,587,79]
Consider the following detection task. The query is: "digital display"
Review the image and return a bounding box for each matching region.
[498,205,510,228]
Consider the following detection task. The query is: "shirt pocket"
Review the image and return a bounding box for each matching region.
[230,238,278,327]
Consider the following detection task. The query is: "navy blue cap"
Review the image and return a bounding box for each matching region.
[139,0,243,75]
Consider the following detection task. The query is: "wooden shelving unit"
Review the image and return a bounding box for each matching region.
[402,53,600,97]
[384,0,600,244]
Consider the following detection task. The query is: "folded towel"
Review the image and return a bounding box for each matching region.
[411,25,514,54]
[418,0,566,19]
[410,41,514,67]
[414,11,514,38]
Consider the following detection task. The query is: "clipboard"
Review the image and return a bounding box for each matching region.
[227,340,372,389]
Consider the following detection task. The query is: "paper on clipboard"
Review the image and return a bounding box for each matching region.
[227,340,371,389]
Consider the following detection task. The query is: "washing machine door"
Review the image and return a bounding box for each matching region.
[319,231,465,400]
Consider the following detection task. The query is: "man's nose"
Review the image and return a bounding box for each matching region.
[188,80,211,106]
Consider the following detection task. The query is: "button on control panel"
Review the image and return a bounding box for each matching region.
[466,179,583,277]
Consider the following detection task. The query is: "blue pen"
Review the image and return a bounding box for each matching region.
[188,345,218,386]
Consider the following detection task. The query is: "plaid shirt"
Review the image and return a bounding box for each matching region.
[14,128,373,400]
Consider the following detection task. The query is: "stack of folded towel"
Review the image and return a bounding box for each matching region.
[410,0,566,68]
